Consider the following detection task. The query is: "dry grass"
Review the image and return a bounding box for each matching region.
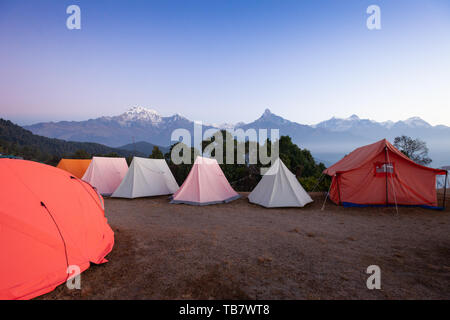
[39,192,450,300]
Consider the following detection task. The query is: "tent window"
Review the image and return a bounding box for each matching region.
[374,162,394,176]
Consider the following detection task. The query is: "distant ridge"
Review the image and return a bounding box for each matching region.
[118,141,169,156]
[0,118,142,163]
[23,106,450,167]
[24,106,216,147]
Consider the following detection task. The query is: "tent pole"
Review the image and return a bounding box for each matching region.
[443,171,448,209]
[385,148,399,215]
[321,175,334,211]
[384,146,388,206]
[336,173,342,205]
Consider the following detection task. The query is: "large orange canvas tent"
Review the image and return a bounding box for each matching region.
[56,159,91,179]
[171,156,240,205]
[0,159,114,300]
[323,139,447,209]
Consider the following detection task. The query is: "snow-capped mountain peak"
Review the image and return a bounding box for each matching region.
[121,106,161,122]
[207,122,237,130]
[402,117,431,128]
[380,120,395,129]
[123,106,161,120]
[347,114,360,120]
[315,114,433,131]
[166,113,188,122]
[255,108,290,125]
[314,115,366,131]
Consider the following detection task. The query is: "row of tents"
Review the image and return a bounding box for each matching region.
[55,138,448,209]
[57,157,178,197]
[57,155,313,207]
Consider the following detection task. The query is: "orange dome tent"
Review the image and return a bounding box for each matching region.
[0,159,114,300]
[323,139,447,209]
[56,159,92,179]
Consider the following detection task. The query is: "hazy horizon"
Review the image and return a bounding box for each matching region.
[1,0,449,126]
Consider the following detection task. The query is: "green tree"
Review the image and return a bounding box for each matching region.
[149,146,164,159]
[0,118,137,165]
[72,149,91,159]
[165,142,200,186]
[126,155,133,165]
[199,131,329,192]
[98,152,120,158]
[278,136,326,177]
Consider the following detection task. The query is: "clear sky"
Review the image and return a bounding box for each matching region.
[0,0,449,126]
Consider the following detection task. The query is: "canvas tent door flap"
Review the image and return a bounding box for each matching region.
[56,159,91,179]
[112,157,179,198]
[0,159,114,300]
[249,158,313,208]
[436,170,449,189]
[171,156,240,205]
[82,156,128,196]
[323,139,447,209]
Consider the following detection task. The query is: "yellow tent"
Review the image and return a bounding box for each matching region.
[56,159,92,179]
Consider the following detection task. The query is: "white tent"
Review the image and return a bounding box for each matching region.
[111,157,179,198]
[248,158,313,208]
[82,156,128,196]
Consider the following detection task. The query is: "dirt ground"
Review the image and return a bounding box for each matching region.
[40,192,450,300]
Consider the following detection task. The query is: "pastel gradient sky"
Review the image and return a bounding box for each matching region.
[1,0,449,125]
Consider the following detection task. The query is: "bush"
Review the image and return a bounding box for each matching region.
[298,175,331,192]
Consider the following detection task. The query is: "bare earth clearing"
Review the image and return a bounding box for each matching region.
[41,192,450,300]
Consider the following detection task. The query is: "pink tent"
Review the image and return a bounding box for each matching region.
[82,156,128,195]
[171,156,240,205]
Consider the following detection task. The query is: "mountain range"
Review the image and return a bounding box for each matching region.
[0,118,141,161]
[23,106,450,167]
[25,106,217,148]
